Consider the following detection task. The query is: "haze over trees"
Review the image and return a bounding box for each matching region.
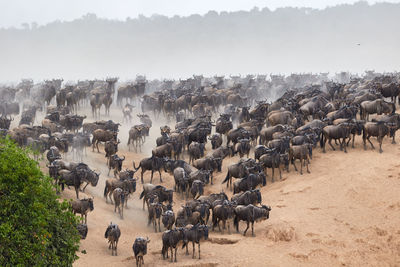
[0,1,399,81]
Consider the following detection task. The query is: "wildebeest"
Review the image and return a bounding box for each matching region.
[104,140,119,163]
[113,188,127,219]
[46,146,61,163]
[148,201,163,232]
[234,138,251,158]
[209,133,223,149]
[363,121,395,153]
[128,125,145,152]
[139,184,174,210]
[289,144,312,175]
[190,180,205,199]
[210,145,232,159]
[161,228,186,262]
[108,154,125,177]
[193,156,222,184]
[72,133,91,161]
[222,159,256,188]
[104,223,121,256]
[259,149,282,181]
[212,201,235,234]
[77,223,88,239]
[233,172,266,194]
[321,123,352,153]
[71,198,94,224]
[182,224,209,259]
[188,142,205,164]
[162,210,175,230]
[58,168,99,199]
[234,204,271,236]
[231,189,262,206]
[173,167,189,198]
[132,237,150,267]
[92,129,117,153]
[104,178,136,205]
[133,156,166,184]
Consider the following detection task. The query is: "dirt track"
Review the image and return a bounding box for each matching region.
[33,106,400,267]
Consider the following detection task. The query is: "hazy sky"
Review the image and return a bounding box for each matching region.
[0,0,399,28]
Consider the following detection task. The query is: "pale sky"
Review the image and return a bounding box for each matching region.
[0,0,399,28]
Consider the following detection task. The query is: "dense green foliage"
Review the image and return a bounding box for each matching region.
[0,137,80,266]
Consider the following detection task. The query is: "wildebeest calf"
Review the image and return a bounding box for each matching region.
[234,204,271,236]
[104,223,121,256]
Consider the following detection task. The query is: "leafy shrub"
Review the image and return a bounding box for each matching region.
[0,137,80,266]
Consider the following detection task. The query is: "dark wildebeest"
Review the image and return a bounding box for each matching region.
[182,224,209,259]
[234,138,251,158]
[321,123,352,153]
[210,145,232,159]
[104,178,136,205]
[188,142,205,164]
[162,209,175,230]
[233,172,266,194]
[58,168,99,199]
[46,146,62,163]
[234,204,271,236]
[161,228,186,262]
[193,156,222,185]
[105,140,119,164]
[104,223,121,256]
[289,144,312,175]
[259,149,282,181]
[173,167,189,198]
[209,133,223,149]
[92,129,117,153]
[139,184,174,210]
[190,180,205,199]
[152,142,174,159]
[148,201,163,232]
[133,156,166,184]
[113,188,127,219]
[108,154,125,177]
[222,159,256,188]
[132,237,150,267]
[372,114,400,144]
[72,133,91,161]
[77,223,88,239]
[231,189,262,206]
[363,121,396,153]
[118,169,136,181]
[71,198,94,224]
[212,200,235,234]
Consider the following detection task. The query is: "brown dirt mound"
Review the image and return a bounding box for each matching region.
[265,223,296,242]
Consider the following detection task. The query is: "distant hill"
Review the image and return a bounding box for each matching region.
[1,1,399,81]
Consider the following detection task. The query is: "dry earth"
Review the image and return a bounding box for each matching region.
[28,105,400,267]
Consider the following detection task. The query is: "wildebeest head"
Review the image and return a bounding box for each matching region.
[198,224,209,240]
[88,170,100,186]
[85,198,94,211]
[213,157,223,172]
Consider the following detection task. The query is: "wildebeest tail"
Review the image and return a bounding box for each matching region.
[222,172,230,184]
[103,184,108,198]
[139,189,145,199]
[319,132,324,148]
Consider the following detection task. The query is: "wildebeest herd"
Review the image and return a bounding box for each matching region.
[1,71,400,265]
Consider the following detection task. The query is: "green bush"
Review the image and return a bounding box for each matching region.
[0,137,80,266]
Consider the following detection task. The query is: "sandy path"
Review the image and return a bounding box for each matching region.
[33,105,400,267]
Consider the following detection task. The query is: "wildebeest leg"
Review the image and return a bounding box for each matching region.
[158,217,161,232]
[251,221,255,236]
[279,165,282,179]
[159,170,163,183]
[141,170,144,184]
[300,158,303,175]
[351,133,356,148]
[342,138,347,153]
[328,138,335,151]
[306,158,310,173]
[174,247,178,262]
[192,242,195,258]
[75,186,79,199]
[292,160,298,172]
[243,221,249,236]
[367,136,375,149]
[96,141,100,153]
[115,240,118,256]
[378,136,383,153]
[198,243,201,259]
[271,167,275,183]
[228,221,231,234]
